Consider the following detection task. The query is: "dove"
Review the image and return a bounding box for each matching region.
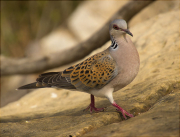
[18,19,140,119]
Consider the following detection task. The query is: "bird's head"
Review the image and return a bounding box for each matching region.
[109,19,133,37]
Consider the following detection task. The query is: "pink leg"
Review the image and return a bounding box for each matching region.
[112,101,134,119]
[84,94,105,113]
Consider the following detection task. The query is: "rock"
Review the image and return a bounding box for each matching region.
[1,7,179,137]
[129,0,179,27]
[84,89,180,137]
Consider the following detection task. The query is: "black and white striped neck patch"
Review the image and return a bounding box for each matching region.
[111,39,118,49]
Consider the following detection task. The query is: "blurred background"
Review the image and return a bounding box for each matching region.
[1,1,82,107]
[1,1,81,58]
[1,0,178,108]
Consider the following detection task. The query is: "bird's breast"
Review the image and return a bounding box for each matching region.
[109,37,140,92]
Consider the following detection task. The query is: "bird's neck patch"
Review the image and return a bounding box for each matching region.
[111,37,118,50]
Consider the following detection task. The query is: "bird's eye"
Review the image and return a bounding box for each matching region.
[113,25,119,30]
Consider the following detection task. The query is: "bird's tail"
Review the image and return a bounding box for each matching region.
[17,71,76,90]
[17,72,60,90]
[17,82,44,90]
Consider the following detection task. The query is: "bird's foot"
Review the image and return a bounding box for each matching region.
[116,109,134,119]
[83,104,105,113]
[112,102,134,119]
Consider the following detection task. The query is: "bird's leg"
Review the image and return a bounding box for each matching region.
[83,94,105,113]
[112,101,134,119]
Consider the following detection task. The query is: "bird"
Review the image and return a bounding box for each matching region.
[18,19,140,119]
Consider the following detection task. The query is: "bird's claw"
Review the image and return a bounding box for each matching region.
[83,104,105,113]
[116,109,134,119]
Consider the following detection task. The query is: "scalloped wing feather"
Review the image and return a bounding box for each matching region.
[62,50,118,91]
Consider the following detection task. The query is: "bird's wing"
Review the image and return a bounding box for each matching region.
[62,51,118,91]
[36,72,76,89]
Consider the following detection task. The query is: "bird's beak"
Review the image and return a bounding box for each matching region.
[124,29,133,37]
